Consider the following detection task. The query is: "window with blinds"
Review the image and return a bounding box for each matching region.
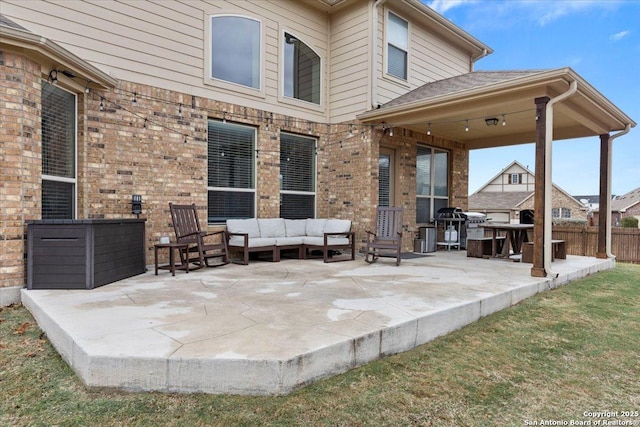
[41,83,76,219]
[416,145,449,223]
[378,154,391,207]
[280,132,316,219]
[207,120,256,222]
[387,12,408,80]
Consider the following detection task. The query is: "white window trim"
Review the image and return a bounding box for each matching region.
[204,14,266,98]
[41,83,77,219]
[383,9,410,87]
[278,29,324,112]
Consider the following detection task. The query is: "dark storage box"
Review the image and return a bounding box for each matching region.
[27,219,146,290]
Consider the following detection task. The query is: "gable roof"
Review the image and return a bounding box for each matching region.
[358,67,635,150]
[473,160,533,193]
[610,186,640,212]
[382,71,545,109]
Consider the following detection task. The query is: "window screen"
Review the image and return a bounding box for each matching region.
[280,132,316,218]
[208,120,255,222]
[41,83,76,219]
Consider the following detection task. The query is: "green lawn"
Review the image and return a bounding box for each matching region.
[2,263,639,426]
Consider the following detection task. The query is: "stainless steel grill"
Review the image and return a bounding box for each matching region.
[434,208,487,249]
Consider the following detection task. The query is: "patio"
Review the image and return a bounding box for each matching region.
[21,252,613,395]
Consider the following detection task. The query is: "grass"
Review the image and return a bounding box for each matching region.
[1,263,639,426]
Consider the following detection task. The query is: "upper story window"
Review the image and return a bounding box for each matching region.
[41,83,76,219]
[211,16,261,89]
[284,33,321,105]
[387,12,408,80]
[509,173,522,184]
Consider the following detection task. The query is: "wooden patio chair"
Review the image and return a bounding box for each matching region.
[169,203,229,269]
[365,206,404,266]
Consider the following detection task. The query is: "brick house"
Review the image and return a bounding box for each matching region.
[469,160,587,224]
[0,0,635,304]
[592,186,640,227]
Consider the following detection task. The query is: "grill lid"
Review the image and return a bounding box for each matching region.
[436,207,466,219]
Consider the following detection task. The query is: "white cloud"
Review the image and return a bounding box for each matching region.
[426,0,473,14]
[610,30,630,41]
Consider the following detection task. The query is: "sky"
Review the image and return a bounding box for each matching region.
[423,0,640,196]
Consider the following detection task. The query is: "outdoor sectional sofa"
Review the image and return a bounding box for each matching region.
[225,218,355,264]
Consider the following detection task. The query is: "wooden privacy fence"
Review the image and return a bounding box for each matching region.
[552,226,640,263]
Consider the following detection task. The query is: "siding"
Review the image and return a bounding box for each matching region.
[376,5,470,106]
[2,0,329,121]
[327,2,370,123]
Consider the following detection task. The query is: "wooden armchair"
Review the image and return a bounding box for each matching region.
[365,206,403,266]
[169,203,229,269]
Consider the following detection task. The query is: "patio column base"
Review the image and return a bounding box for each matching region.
[596,252,609,259]
[531,267,547,277]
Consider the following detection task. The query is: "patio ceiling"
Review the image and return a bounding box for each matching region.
[357,67,635,150]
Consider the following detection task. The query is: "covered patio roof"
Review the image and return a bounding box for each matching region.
[357,67,635,150]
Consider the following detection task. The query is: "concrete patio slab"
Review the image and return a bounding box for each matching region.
[21,252,614,395]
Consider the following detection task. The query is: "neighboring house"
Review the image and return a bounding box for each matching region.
[592,186,640,227]
[469,161,587,224]
[0,0,634,296]
[574,194,600,214]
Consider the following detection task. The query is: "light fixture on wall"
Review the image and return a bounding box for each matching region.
[131,195,143,217]
[485,117,499,126]
[48,69,58,84]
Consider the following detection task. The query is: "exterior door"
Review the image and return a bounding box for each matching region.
[379,148,394,207]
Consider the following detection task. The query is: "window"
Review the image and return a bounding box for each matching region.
[41,83,76,219]
[416,146,448,223]
[211,16,261,89]
[207,120,256,222]
[387,12,408,80]
[509,173,521,184]
[280,133,316,218]
[284,33,321,104]
[552,208,572,219]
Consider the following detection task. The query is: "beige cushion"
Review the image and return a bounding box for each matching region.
[226,219,260,238]
[305,219,327,237]
[258,218,286,238]
[324,219,351,234]
[284,219,307,237]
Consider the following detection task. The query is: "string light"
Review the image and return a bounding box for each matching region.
[349,124,354,137]
[222,111,226,123]
[85,80,91,94]
[178,103,182,117]
[427,122,431,135]
[465,120,469,132]
[99,97,104,111]
[502,114,507,126]
[132,92,137,104]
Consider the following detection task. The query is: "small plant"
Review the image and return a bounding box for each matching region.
[620,216,639,228]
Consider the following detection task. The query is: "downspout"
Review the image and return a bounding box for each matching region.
[371,0,388,109]
[543,79,578,278]
[605,124,632,258]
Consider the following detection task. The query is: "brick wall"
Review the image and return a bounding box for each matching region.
[0,51,41,289]
[2,69,469,287]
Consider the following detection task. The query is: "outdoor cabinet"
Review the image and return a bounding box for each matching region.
[27,219,146,290]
